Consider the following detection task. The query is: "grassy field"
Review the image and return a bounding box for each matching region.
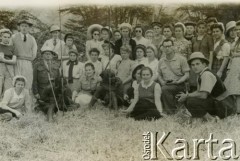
[0,105,240,161]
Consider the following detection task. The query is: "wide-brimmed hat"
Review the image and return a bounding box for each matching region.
[87,24,103,39]
[184,21,196,27]
[118,23,132,31]
[50,25,60,33]
[17,19,33,26]
[188,52,209,65]
[41,46,57,56]
[68,49,78,56]
[12,75,27,86]
[151,22,162,28]
[175,22,186,34]
[226,21,236,34]
[0,28,12,35]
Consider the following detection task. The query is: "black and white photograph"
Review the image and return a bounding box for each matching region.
[0,0,240,160]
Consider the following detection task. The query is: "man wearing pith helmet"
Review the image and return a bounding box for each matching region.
[12,19,38,90]
[32,46,60,101]
[177,52,236,121]
[41,25,65,60]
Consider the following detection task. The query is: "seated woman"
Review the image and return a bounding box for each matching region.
[0,75,31,121]
[124,64,145,105]
[72,63,101,107]
[122,67,163,120]
[62,49,84,92]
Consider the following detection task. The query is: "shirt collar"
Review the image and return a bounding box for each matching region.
[163,54,177,61]
[199,67,209,76]
[85,75,96,81]
[141,80,154,89]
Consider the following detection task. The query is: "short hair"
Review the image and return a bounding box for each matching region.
[85,62,95,71]
[196,20,206,27]
[140,67,153,77]
[102,40,115,50]
[89,48,100,56]
[146,45,157,57]
[163,24,173,31]
[207,17,218,24]
[64,33,74,43]
[120,44,132,53]
[162,39,174,46]
[14,78,25,87]
[134,25,144,35]
[132,64,145,80]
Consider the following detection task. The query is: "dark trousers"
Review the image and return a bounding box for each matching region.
[161,84,185,114]
[186,95,236,118]
[186,97,215,117]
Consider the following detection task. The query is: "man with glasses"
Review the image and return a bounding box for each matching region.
[158,39,190,114]
[132,26,150,47]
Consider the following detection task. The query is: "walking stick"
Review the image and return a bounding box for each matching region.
[47,72,60,112]
[58,1,66,116]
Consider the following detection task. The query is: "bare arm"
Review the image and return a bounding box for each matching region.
[176,72,189,84]
[1,55,17,65]
[154,84,163,113]
[208,51,213,69]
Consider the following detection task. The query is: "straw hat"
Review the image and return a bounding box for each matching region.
[87,24,103,39]
[188,52,209,65]
[50,25,60,33]
[12,75,27,86]
[226,21,236,33]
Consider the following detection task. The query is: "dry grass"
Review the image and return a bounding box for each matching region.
[0,105,240,161]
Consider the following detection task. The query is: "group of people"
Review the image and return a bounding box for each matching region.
[0,16,239,122]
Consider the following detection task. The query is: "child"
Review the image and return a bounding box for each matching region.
[116,45,135,101]
[85,48,103,76]
[0,75,31,121]
[62,49,84,92]
[72,63,101,107]
[135,44,147,65]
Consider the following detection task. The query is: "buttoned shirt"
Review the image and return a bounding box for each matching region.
[158,54,190,81]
